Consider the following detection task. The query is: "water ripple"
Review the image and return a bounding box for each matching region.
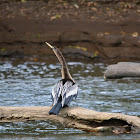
[0,59,140,139]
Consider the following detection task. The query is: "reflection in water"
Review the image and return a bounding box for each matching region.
[0,58,140,139]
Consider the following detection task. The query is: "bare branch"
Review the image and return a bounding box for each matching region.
[0,106,140,134]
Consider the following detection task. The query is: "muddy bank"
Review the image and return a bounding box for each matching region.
[0,0,140,61]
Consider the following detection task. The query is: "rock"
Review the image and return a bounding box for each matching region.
[62,45,98,58]
[104,62,140,79]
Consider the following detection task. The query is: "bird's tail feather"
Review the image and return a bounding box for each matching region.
[49,100,62,115]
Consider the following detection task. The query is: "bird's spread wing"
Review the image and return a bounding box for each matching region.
[51,80,78,106]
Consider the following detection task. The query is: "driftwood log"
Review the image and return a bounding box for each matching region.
[0,106,140,134]
[104,62,140,79]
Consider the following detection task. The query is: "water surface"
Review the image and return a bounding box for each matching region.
[0,58,140,139]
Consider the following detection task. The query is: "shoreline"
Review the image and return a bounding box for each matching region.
[0,0,140,62]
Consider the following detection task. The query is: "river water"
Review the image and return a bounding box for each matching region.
[0,58,140,140]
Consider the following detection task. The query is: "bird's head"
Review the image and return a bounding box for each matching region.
[45,42,56,50]
[45,42,63,61]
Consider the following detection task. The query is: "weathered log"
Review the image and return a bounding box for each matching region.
[104,62,140,79]
[0,106,140,134]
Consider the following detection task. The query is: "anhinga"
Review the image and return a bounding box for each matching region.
[45,42,78,115]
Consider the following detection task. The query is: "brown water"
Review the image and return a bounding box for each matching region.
[0,58,140,140]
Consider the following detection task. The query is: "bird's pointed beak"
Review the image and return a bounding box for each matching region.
[45,42,54,49]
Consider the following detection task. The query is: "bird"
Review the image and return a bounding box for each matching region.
[45,42,78,115]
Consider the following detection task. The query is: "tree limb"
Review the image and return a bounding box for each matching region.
[0,106,140,134]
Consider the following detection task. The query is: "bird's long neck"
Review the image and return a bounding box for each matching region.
[53,48,73,80]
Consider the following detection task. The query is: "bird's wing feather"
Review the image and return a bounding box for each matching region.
[66,84,78,98]
[62,82,78,106]
[52,80,78,107]
[52,81,63,105]
[63,95,73,106]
